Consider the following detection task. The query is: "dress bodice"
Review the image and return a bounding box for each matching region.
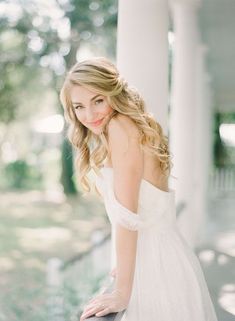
[95,167,177,232]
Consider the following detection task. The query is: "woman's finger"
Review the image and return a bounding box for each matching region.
[82,302,101,315]
[95,307,111,317]
[80,304,105,320]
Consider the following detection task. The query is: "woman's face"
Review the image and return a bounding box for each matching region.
[70,85,114,135]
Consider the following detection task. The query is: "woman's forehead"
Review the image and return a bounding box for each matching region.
[70,85,99,102]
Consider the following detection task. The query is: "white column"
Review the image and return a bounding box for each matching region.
[169,0,201,247]
[193,45,210,245]
[117,0,169,134]
[202,74,214,238]
[205,77,214,184]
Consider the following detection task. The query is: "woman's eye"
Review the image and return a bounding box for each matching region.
[74,99,103,109]
[95,99,103,105]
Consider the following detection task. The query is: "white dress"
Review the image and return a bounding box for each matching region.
[95,167,218,321]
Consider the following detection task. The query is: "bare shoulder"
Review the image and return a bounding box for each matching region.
[106,115,144,217]
[106,113,143,172]
[107,113,140,141]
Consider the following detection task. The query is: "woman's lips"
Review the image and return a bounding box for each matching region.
[88,118,103,127]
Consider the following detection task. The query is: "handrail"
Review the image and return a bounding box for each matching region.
[61,232,111,271]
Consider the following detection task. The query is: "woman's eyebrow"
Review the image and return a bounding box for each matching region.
[72,94,101,105]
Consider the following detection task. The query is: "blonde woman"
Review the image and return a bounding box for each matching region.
[60,57,218,321]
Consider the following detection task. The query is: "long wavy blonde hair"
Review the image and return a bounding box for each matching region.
[60,56,173,194]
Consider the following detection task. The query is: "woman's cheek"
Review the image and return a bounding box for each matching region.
[102,104,113,115]
[75,111,83,122]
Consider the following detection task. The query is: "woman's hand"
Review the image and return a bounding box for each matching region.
[79,289,128,320]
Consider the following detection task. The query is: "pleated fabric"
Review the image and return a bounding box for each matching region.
[95,167,218,321]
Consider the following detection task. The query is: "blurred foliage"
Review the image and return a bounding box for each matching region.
[213,112,235,168]
[0,0,118,193]
[0,271,106,321]
[0,3,116,317]
[3,159,43,189]
[0,0,117,122]
[220,112,235,123]
[61,135,77,194]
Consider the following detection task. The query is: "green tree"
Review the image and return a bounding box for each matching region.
[0,0,117,194]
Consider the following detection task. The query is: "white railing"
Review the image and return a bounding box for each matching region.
[209,167,235,198]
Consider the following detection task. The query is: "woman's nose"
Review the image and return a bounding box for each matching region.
[85,107,97,122]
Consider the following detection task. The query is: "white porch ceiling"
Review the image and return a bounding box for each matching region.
[199,0,235,113]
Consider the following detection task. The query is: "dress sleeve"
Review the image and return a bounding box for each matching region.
[106,181,151,231]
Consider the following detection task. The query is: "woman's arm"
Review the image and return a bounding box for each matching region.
[80,114,143,320]
[108,114,144,302]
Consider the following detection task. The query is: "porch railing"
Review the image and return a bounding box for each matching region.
[209,167,235,198]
